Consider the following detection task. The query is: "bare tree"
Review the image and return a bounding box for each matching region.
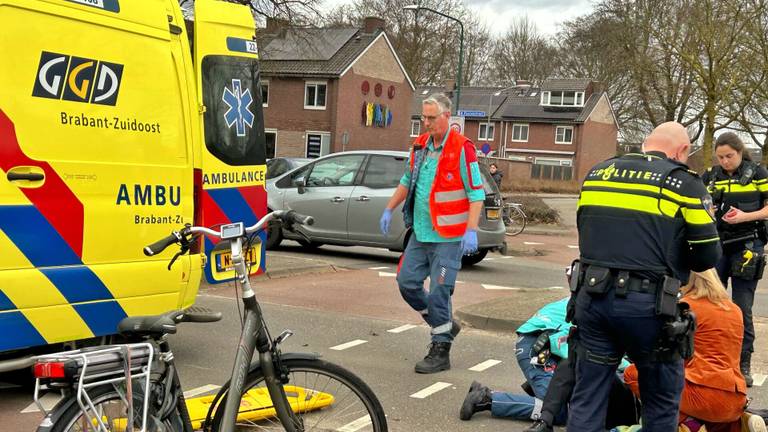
[490,16,558,86]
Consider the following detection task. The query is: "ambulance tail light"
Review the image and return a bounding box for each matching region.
[191,168,203,254]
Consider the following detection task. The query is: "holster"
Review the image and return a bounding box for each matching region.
[655,275,680,318]
[565,260,581,323]
[731,249,766,281]
[656,302,697,361]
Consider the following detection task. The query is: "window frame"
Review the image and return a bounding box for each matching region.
[264,128,277,159]
[555,126,574,145]
[511,123,529,142]
[305,130,331,158]
[410,120,421,137]
[304,80,328,110]
[477,122,495,141]
[541,91,586,107]
[534,157,573,166]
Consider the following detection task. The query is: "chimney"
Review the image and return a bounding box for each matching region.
[363,17,385,33]
[266,17,288,34]
[443,79,456,95]
[514,79,532,88]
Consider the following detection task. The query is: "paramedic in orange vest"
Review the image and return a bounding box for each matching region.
[380,93,485,374]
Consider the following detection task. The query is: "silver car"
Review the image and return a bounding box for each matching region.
[265,150,506,266]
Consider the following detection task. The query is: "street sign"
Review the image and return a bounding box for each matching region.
[458,110,486,117]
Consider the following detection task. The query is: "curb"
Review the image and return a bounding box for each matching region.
[455,309,524,332]
[515,227,574,237]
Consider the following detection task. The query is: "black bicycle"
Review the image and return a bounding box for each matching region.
[32,210,387,432]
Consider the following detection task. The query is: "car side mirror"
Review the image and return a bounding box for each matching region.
[294,178,306,194]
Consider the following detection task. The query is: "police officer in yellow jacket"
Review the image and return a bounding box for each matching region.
[568,122,721,431]
[701,132,768,387]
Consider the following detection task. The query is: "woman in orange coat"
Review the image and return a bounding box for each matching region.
[624,269,766,431]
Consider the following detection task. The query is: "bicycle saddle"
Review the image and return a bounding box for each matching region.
[117,307,222,337]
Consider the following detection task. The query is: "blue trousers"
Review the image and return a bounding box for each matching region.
[568,287,683,432]
[396,237,462,343]
[491,333,567,424]
[715,240,763,355]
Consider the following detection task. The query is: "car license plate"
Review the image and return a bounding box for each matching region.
[215,246,260,272]
[486,208,500,220]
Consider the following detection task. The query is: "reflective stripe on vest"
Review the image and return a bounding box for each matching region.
[437,212,469,226]
[434,190,468,202]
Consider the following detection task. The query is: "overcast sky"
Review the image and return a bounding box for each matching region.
[321,0,595,36]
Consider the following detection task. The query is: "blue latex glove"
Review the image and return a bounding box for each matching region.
[460,229,478,255]
[380,208,393,235]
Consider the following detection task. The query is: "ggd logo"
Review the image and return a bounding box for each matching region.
[32,51,124,106]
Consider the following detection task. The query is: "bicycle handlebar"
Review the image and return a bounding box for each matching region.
[143,210,314,256]
[144,233,181,257]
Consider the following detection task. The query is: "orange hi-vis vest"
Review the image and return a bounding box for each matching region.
[410,130,474,238]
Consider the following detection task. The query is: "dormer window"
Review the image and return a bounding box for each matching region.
[541,91,585,107]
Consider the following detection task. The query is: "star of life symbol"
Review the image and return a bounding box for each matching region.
[222,79,254,137]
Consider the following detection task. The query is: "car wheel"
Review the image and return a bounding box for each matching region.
[265,217,283,250]
[462,249,488,267]
[297,239,323,249]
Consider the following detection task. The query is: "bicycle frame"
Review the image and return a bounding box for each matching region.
[216,233,301,432]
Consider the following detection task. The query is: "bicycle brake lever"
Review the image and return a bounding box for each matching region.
[167,250,184,270]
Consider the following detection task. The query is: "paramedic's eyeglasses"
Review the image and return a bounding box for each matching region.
[420,113,445,122]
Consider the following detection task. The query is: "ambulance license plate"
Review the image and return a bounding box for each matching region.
[215,246,260,272]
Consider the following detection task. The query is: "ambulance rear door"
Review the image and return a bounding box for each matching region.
[194,0,267,283]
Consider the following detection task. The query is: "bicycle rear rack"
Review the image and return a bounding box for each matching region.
[34,342,155,432]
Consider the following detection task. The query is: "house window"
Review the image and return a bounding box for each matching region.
[410,120,420,137]
[555,126,574,144]
[260,80,269,107]
[304,82,327,110]
[478,122,495,141]
[265,129,276,158]
[511,124,529,142]
[531,157,573,181]
[306,132,331,158]
[541,91,585,107]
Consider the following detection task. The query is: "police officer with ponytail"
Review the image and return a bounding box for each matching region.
[568,122,721,431]
[701,132,768,387]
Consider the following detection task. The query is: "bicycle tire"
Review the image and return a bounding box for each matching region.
[210,358,387,432]
[44,383,184,432]
[503,205,527,236]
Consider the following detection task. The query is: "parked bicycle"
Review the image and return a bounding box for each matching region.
[502,202,527,236]
[32,210,387,432]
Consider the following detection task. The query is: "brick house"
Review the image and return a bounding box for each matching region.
[258,18,415,158]
[412,79,619,182]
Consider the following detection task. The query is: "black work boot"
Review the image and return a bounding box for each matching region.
[742,351,754,387]
[524,419,554,432]
[459,381,491,420]
[415,342,451,374]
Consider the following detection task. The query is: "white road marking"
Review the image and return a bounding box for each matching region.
[378,271,397,277]
[753,374,767,387]
[21,393,62,413]
[183,384,221,399]
[388,324,418,333]
[568,245,579,249]
[410,382,453,399]
[337,415,373,431]
[456,280,465,284]
[330,339,368,351]
[485,258,496,261]
[482,284,520,290]
[500,256,513,259]
[369,266,390,270]
[482,284,564,291]
[469,359,502,372]
[523,242,544,245]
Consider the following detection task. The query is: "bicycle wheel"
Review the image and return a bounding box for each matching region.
[46,383,183,432]
[211,358,387,431]
[503,205,527,236]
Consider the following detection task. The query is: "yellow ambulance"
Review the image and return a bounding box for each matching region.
[0,0,267,367]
